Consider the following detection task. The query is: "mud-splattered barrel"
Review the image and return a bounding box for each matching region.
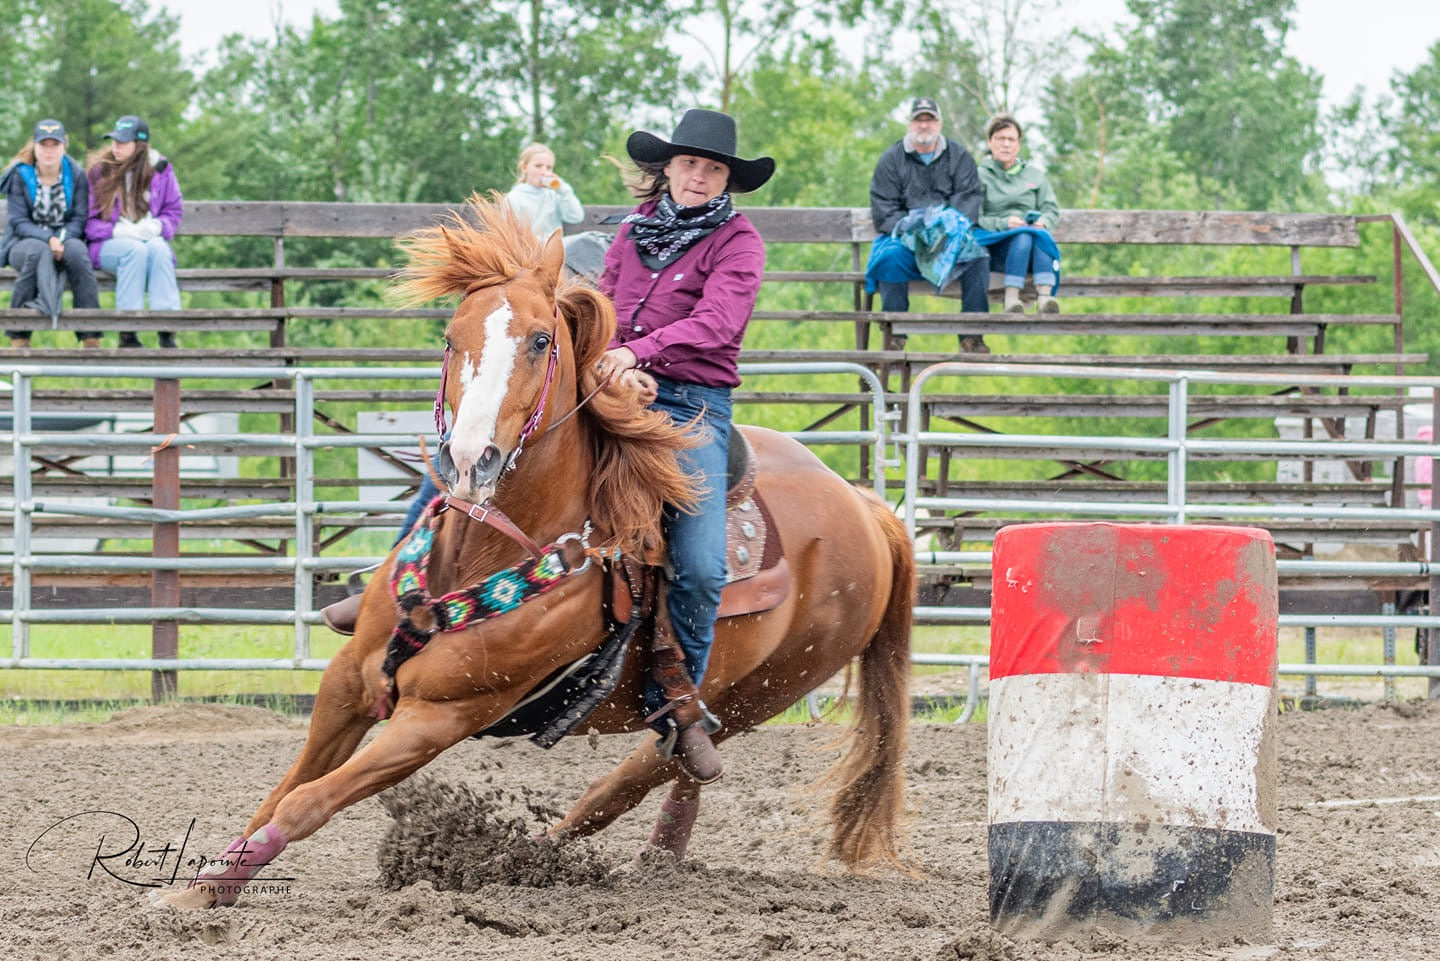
[988,523,1278,943]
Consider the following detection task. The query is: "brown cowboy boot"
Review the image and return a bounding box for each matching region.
[648,625,723,784]
[321,593,363,635]
[667,697,723,785]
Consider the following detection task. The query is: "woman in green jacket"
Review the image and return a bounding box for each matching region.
[976,113,1062,313]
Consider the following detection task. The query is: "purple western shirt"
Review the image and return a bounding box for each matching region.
[85,155,184,269]
[599,199,766,388]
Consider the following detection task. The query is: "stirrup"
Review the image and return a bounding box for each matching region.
[344,562,381,594]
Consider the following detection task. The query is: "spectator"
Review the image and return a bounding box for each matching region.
[86,115,183,349]
[2,119,101,349]
[974,112,1062,313]
[504,143,585,240]
[866,96,990,353]
[504,141,613,283]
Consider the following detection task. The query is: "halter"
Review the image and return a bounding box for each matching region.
[430,295,605,554]
[433,326,559,443]
[433,308,562,470]
[506,330,561,471]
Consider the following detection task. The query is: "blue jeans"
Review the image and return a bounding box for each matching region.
[987,234,1057,293]
[399,470,441,542]
[876,256,990,313]
[5,237,100,339]
[645,376,732,714]
[99,237,181,310]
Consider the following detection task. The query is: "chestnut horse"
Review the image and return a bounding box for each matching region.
[160,197,914,909]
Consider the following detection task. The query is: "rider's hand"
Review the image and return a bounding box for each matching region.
[620,369,658,405]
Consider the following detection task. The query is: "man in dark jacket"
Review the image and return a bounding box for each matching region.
[867,97,989,349]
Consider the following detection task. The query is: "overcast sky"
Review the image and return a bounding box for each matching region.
[166,0,1437,111]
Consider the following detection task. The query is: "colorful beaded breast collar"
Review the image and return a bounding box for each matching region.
[371,496,593,719]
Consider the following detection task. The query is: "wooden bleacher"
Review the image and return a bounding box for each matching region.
[0,203,1405,365]
[2,201,1436,620]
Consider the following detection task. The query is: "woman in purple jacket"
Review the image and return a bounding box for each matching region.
[595,108,774,784]
[85,115,183,349]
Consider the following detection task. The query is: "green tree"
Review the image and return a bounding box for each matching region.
[729,42,897,208]
[193,0,525,204]
[1388,42,1440,222]
[1323,90,1395,204]
[1045,0,1326,212]
[1138,0,1323,208]
[673,0,900,112]
[474,0,690,205]
[35,0,192,156]
[0,0,44,152]
[907,0,1071,128]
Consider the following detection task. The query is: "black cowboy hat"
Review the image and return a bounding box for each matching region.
[626,108,775,193]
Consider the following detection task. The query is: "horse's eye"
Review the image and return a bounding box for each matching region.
[529,332,551,354]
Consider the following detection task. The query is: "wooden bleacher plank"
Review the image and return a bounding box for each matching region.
[762,271,1378,297]
[575,206,1364,247]
[924,393,1413,420]
[915,479,1398,504]
[908,352,1425,372]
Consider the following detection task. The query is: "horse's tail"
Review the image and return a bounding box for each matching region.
[827,488,915,871]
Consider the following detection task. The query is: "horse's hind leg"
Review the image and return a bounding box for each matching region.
[549,736,682,844]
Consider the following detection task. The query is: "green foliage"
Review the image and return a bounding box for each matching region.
[905,0,1071,130]
[1043,0,1326,212]
[671,0,901,112]
[33,0,193,156]
[729,44,896,208]
[1389,42,1440,197]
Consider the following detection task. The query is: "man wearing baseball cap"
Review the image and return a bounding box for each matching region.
[867,96,990,352]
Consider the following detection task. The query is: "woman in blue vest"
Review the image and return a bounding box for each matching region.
[2,119,101,348]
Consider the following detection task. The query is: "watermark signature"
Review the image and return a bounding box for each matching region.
[26,811,293,895]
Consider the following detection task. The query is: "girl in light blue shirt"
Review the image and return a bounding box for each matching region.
[504,143,584,240]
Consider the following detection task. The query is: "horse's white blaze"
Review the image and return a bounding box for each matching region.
[447,299,520,489]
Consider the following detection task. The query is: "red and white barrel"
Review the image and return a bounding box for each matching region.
[988,523,1278,942]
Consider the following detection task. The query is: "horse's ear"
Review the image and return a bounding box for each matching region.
[540,229,565,286]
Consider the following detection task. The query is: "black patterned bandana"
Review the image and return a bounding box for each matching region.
[623,192,736,268]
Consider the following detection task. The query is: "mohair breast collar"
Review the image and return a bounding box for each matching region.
[371,496,592,719]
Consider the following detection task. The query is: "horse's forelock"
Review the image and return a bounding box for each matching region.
[395,193,549,305]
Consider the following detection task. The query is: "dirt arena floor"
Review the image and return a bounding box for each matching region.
[2,697,1436,961]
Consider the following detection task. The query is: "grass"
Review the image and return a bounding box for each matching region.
[0,619,1428,725]
[0,623,344,704]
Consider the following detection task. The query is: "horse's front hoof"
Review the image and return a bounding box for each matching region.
[150,884,220,910]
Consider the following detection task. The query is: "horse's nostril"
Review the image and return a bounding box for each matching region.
[478,445,501,473]
[437,443,458,487]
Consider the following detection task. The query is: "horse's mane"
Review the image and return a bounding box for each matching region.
[395,193,698,557]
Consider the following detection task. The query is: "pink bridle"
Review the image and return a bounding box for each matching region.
[433,306,562,473]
